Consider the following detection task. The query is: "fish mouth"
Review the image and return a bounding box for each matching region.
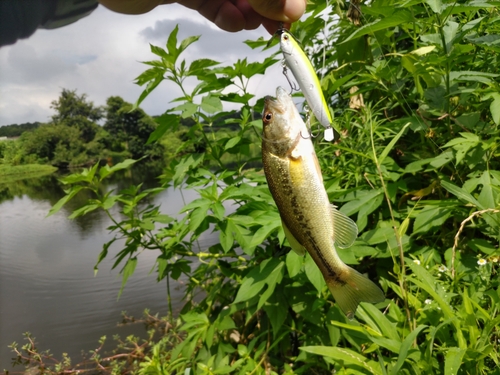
[264,95,282,115]
[264,87,289,113]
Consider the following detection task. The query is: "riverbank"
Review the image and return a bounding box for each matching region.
[0,164,58,183]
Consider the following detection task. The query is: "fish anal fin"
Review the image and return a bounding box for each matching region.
[282,220,306,256]
[331,206,358,249]
[326,265,385,319]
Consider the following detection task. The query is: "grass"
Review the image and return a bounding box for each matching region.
[0,164,58,183]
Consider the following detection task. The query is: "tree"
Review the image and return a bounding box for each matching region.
[104,96,163,158]
[20,123,84,166]
[51,89,102,143]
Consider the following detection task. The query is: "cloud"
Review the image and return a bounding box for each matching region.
[0,3,287,126]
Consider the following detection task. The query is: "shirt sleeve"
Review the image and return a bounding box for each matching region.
[0,0,98,47]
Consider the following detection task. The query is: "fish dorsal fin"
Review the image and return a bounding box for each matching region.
[331,206,358,248]
[282,220,306,256]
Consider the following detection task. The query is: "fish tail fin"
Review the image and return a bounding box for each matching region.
[326,266,385,319]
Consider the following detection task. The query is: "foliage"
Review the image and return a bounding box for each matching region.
[17,1,500,374]
[103,96,164,159]
[0,164,57,181]
[0,90,165,168]
[5,311,181,375]
[0,122,40,138]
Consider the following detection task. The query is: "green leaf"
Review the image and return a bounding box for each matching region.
[341,9,413,43]
[444,348,466,375]
[300,346,382,375]
[173,102,198,118]
[489,93,500,125]
[424,0,442,13]
[286,250,303,278]
[233,258,281,304]
[304,253,325,292]
[201,95,223,114]
[47,185,84,217]
[442,21,459,52]
[357,303,399,341]
[166,24,179,58]
[188,58,220,75]
[148,114,178,144]
[340,189,384,216]
[100,159,137,179]
[188,204,211,232]
[133,75,164,109]
[224,136,241,150]
[263,292,288,338]
[150,44,171,62]
[68,203,100,219]
[360,226,395,245]
[413,206,452,234]
[440,180,485,209]
[179,35,201,55]
[118,257,137,298]
[94,238,116,276]
[378,123,409,165]
[390,325,427,375]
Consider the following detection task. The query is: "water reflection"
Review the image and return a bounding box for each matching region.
[0,161,216,368]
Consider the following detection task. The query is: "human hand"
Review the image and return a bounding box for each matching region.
[98,0,306,34]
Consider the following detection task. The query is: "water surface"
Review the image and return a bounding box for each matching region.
[0,165,217,368]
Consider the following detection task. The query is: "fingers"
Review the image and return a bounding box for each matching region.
[198,0,263,32]
[247,0,306,22]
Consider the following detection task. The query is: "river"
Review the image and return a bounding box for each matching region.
[0,162,218,369]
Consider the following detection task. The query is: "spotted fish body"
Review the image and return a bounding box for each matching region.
[262,87,384,318]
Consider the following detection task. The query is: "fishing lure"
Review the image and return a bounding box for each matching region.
[278,28,337,142]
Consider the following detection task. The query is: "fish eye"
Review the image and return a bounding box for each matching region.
[263,112,273,124]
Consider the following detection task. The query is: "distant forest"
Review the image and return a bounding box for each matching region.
[0,122,40,137]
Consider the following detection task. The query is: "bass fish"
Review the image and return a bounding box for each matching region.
[262,87,384,318]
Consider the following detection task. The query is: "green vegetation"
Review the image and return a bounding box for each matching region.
[7,1,500,375]
[0,164,58,183]
[0,122,40,137]
[0,90,164,169]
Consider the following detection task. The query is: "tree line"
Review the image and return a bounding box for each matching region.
[0,122,40,137]
[0,89,164,167]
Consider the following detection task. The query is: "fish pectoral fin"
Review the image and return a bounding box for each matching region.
[326,265,385,319]
[331,206,358,249]
[282,221,306,256]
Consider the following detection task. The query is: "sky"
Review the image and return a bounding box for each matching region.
[0,3,291,126]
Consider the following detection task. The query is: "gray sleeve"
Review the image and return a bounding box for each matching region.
[0,0,98,47]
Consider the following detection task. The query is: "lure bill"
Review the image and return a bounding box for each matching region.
[279,29,337,142]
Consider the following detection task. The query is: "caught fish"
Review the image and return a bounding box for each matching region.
[279,29,337,142]
[262,87,384,318]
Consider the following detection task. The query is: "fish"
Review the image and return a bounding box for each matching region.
[279,29,338,142]
[262,86,385,318]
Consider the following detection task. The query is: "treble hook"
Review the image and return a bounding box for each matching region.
[300,105,311,139]
[282,64,299,94]
[300,105,320,139]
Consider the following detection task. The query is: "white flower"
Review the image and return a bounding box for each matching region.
[477,258,487,266]
[413,259,421,265]
[425,299,432,305]
[438,265,447,272]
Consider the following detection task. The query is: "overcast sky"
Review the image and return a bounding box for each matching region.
[0,4,291,126]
